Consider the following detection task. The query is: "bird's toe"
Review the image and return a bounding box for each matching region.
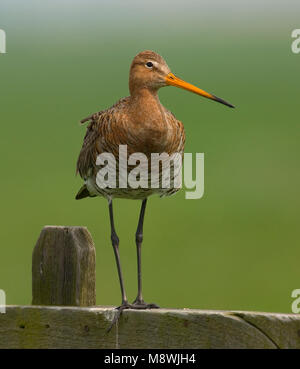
[131,299,160,309]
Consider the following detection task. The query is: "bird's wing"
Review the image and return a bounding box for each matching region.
[163,108,186,154]
[76,97,130,179]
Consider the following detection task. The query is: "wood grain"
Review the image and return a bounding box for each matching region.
[32,226,96,307]
[1,306,299,349]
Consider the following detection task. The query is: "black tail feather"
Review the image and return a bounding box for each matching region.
[75,185,96,200]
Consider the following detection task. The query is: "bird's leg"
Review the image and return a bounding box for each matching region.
[108,199,128,306]
[132,199,159,309]
[107,199,158,333]
[107,199,133,332]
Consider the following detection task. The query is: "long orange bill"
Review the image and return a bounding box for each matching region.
[165,73,234,108]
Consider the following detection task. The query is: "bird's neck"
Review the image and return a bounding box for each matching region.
[130,87,159,103]
[129,88,167,130]
[129,88,164,119]
[127,88,173,153]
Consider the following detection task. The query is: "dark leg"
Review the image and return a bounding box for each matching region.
[132,199,159,309]
[108,199,128,305]
[107,199,131,332]
[133,199,147,304]
[107,198,158,333]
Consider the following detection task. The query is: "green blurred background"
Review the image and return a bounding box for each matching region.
[0,0,299,313]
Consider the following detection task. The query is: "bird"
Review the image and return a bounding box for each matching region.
[76,50,234,323]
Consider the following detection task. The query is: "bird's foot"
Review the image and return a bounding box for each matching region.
[107,300,160,333]
[131,298,160,309]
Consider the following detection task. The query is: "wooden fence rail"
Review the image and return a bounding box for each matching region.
[0,226,299,349]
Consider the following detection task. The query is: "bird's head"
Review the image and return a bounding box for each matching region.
[129,50,234,108]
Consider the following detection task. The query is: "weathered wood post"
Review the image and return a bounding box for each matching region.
[32,226,96,306]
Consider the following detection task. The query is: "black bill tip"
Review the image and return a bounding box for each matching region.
[213,95,235,108]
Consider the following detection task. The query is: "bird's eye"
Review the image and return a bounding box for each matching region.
[146,62,153,68]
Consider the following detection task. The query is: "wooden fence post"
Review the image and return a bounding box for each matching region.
[32,226,96,306]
